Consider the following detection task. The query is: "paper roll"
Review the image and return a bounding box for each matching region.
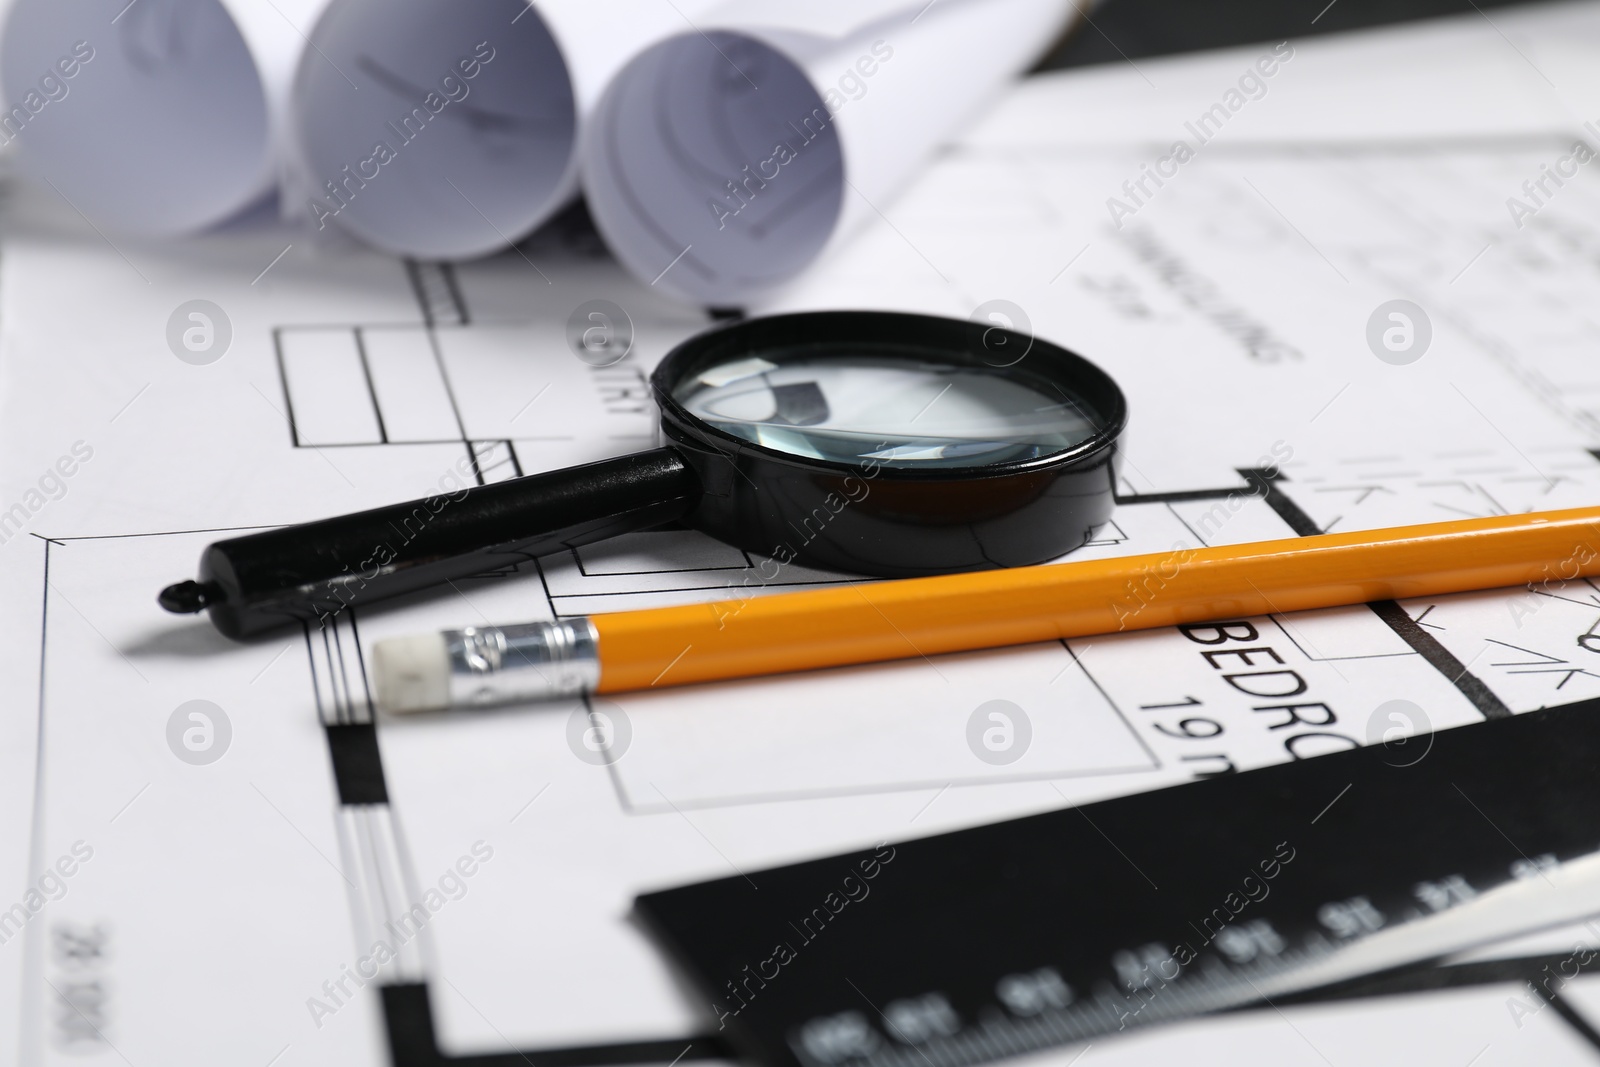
[582,0,1074,306]
[289,0,720,259]
[0,0,326,235]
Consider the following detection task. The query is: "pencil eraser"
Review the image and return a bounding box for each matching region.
[372,633,451,714]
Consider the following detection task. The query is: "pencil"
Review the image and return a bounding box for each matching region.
[370,506,1600,713]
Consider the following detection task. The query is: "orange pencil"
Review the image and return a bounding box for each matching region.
[370,506,1600,713]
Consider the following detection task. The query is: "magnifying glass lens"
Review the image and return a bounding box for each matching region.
[675,354,1099,468]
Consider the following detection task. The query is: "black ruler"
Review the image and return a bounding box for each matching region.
[636,699,1600,1067]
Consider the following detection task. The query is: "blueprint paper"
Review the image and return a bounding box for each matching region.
[0,139,1594,1060]
[7,6,1600,1066]
[289,0,722,259]
[581,0,1076,305]
[0,0,328,235]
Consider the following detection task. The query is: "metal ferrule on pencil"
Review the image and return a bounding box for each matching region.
[448,619,600,706]
[372,618,600,715]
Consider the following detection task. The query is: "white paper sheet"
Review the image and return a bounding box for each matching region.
[288,0,723,258]
[0,0,327,235]
[581,0,1076,305]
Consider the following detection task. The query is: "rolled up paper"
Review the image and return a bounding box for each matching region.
[581,0,1075,305]
[0,0,327,234]
[289,0,720,259]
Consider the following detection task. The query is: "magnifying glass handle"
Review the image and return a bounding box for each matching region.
[159,448,700,639]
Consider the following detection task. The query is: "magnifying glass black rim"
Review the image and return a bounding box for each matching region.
[650,309,1128,481]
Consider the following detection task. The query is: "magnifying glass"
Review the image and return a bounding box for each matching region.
[159,310,1127,638]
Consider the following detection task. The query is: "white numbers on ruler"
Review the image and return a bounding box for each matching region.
[1414,874,1477,912]
[1318,895,1385,939]
[1212,918,1288,964]
[796,1011,881,1064]
[1112,943,1174,991]
[1512,853,1559,880]
[883,993,960,1044]
[996,967,1073,1015]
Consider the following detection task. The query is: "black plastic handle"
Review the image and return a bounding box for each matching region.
[163,448,700,638]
